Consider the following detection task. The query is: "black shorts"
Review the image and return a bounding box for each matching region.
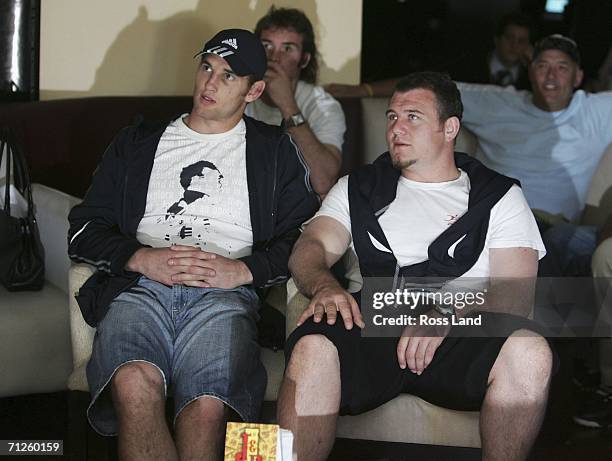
[285,312,552,416]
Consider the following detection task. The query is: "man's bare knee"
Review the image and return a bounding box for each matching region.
[178,396,227,425]
[288,335,339,377]
[112,361,165,405]
[490,331,553,401]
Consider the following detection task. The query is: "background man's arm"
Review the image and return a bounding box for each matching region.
[289,216,364,329]
[264,62,342,196]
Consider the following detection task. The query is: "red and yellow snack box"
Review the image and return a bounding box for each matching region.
[224,422,278,461]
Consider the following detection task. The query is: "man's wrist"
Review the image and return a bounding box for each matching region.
[238,259,254,285]
[310,278,341,298]
[279,101,300,120]
[125,247,146,272]
[282,111,307,131]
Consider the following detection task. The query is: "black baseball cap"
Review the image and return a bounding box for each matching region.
[194,29,267,80]
[533,34,581,66]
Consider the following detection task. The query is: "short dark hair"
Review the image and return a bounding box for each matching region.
[254,6,319,84]
[495,12,535,42]
[394,72,463,123]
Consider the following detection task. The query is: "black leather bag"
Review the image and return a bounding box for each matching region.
[0,129,45,291]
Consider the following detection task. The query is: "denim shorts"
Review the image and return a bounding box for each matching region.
[86,276,266,436]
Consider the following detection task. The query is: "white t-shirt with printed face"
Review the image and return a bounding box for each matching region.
[136,116,252,259]
[245,80,346,151]
[315,171,545,286]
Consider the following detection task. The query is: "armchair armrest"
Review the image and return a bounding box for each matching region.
[31,184,81,292]
[286,278,309,338]
[67,263,96,391]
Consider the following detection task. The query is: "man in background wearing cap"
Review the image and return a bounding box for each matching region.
[68,28,318,460]
[458,34,612,429]
[246,6,346,197]
[456,35,612,275]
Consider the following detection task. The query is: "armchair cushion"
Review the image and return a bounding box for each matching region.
[0,282,72,398]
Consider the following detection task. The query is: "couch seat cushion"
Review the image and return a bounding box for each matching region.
[0,282,72,397]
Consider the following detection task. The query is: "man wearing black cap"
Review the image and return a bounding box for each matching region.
[68,28,318,460]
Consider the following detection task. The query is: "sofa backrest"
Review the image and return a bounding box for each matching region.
[0,97,194,198]
[0,96,363,198]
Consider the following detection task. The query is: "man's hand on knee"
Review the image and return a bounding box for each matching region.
[298,283,364,330]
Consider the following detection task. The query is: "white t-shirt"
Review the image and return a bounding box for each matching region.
[458,84,612,221]
[136,116,252,258]
[316,171,545,285]
[245,81,346,151]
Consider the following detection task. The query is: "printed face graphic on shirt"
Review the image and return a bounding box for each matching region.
[160,161,224,247]
[166,161,224,216]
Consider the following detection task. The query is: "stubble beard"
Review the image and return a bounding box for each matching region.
[392,157,417,171]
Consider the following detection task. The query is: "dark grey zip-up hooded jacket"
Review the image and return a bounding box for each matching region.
[68,115,320,327]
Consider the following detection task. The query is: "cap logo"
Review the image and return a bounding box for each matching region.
[221,38,238,49]
[206,45,234,58]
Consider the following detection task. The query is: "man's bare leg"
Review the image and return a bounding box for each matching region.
[278,335,341,461]
[175,396,228,461]
[111,361,177,461]
[480,331,553,461]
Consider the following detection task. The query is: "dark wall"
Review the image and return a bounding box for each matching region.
[360,0,610,85]
[360,0,521,82]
